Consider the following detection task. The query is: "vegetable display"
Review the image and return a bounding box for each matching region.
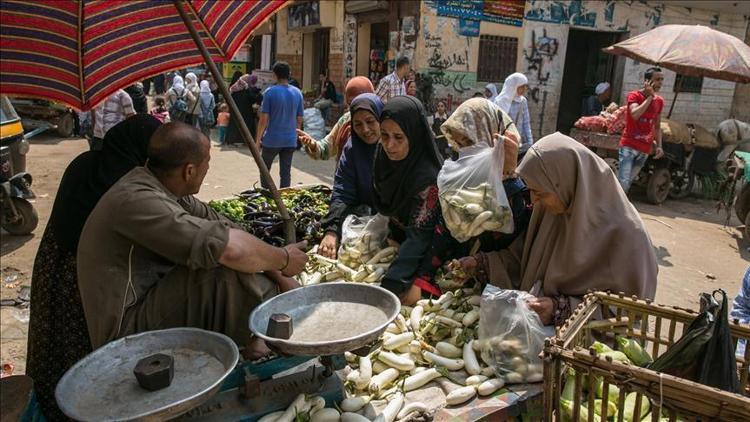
[439,183,512,242]
[209,185,331,247]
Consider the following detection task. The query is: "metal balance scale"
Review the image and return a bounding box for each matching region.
[55,283,400,421]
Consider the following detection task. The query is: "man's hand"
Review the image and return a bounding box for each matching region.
[653,146,664,159]
[297,129,319,154]
[526,296,554,326]
[401,284,422,306]
[318,231,338,259]
[282,241,309,277]
[275,275,301,293]
[643,80,655,97]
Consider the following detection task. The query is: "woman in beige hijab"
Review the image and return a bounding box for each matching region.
[461,132,657,326]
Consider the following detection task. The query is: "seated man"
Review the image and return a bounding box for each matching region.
[77,122,307,357]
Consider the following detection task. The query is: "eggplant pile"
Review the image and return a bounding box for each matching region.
[209,185,331,246]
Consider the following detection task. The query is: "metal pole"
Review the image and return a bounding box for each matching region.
[667,75,682,119]
[173,0,296,244]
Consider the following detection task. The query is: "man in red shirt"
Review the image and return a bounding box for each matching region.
[618,67,665,192]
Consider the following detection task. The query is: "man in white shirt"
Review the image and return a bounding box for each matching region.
[375,56,410,103]
[90,89,135,150]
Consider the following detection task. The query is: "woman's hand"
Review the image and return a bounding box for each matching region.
[497,131,520,177]
[318,231,338,259]
[526,296,554,325]
[296,129,319,154]
[401,284,422,306]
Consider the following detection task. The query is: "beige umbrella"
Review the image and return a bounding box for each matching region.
[604,24,750,117]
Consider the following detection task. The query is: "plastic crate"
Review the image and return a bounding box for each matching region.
[542,291,750,421]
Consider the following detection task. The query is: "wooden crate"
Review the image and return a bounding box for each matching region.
[542,291,750,421]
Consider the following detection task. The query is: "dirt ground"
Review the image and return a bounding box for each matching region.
[1,133,747,375]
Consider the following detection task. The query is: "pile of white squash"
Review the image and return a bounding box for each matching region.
[296,244,398,286]
[336,288,508,421]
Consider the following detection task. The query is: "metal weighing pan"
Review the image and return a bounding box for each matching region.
[56,328,239,421]
[250,283,400,356]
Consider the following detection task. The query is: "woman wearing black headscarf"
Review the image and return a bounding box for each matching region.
[26,114,161,420]
[373,96,459,305]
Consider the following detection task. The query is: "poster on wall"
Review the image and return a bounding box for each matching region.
[232,45,250,62]
[458,19,480,37]
[436,0,484,21]
[483,0,525,27]
[344,14,357,79]
[223,62,247,82]
[287,1,320,29]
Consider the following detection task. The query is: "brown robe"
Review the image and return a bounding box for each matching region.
[78,167,276,348]
[485,133,657,300]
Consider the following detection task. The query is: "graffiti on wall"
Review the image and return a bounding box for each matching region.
[523,28,559,89]
[427,49,469,70]
[343,14,356,79]
[524,0,596,27]
[421,70,476,94]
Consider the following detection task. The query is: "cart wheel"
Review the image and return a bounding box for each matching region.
[646,168,671,204]
[668,168,694,199]
[736,183,750,223]
[603,158,619,175]
[2,197,38,235]
[55,112,76,138]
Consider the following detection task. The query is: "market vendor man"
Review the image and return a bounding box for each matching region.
[581,82,611,116]
[77,122,308,357]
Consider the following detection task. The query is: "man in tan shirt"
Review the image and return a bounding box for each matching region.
[78,122,307,356]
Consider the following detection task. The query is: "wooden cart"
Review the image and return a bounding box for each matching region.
[569,128,685,204]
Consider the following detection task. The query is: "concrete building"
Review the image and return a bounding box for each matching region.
[239,1,750,135]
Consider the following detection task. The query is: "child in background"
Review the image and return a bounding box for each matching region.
[149,96,170,124]
[216,103,230,145]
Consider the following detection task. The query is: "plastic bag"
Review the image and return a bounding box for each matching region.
[477,286,546,383]
[303,107,326,141]
[649,290,740,393]
[337,214,390,269]
[437,141,513,242]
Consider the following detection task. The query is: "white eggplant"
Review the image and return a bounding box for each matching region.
[477,378,505,396]
[366,247,397,265]
[309,396,326,414]
[409,305,424,333]
[375,392,404,422]
[372,361,389,374]
[276,393,313,422]
[463,341,481,375]
[341,412,372,422]
[258,411,284,422]
[423,351,464,371]
[462,309,480,326]
[340,396,371,412]
[377,351,415,371]
[383,332,415,350]
[435,342,463,358]
[446,386,477,405]
[403,367,442,391]
[311,408,340,422]
[466,375,489,385]
[368,368,400,393]
[396,402,428,420]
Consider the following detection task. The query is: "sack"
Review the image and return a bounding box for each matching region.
[477,286,546,383]
[169,89,189,122]
[649,290,740,393]
[606,105,627,134]
[303,107,326,141]
[574,115,608,133]
[437,142,513,242]
[337,214,390,269]
[689,123,720,149]
[660,119,691,144]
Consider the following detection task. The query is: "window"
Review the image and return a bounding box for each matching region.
[674,74,703,93]
[477,35,518,83]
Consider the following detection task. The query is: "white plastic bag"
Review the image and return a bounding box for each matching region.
[477,286,546,384]
[337,214,390,268]
[303,107,326,141]
[437,141,513,242]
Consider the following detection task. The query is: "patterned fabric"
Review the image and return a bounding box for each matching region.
[26,222,92,421]
[92,89,134,138]
[0,0,287,110]
[375,72,405,103]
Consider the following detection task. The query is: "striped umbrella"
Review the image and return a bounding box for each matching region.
[0,0,286,110]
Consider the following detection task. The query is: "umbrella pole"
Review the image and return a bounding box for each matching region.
[667,75,683,119]
[173,0,296,244]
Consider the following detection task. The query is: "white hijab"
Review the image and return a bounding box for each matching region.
[171,75,184,92]
[485,83,498,101]
[495,72,528,113]
[185,72,198,90]
[200,80,211,94]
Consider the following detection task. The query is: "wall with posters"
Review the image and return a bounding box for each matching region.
[520,0,749,137]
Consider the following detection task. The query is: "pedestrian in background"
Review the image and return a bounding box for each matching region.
[166,75,194,124]
[149,96,170,124]
[216,103,230,145]
[199,80,215,139]
[582,82,611,117]
[256,61,304,189]
[124,83,147,114]
[618,67,664,193]
[406,79,417,96]
[496,72,533,153]
[375,56,410,103]
[314,72,337,122]
[90,89,135,150]
[153,73,166,95]
[484,83,498,102]
[184,72,202,127]
[226,74,262,145]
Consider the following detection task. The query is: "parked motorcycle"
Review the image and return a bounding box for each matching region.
[1,96,38,235]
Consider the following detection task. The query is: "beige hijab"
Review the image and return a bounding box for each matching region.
[491,132,657,299]
[440,98,519,149]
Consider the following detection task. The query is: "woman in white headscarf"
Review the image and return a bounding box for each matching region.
[484,83,499,102]
[198,80,216,138]
[165,75,195,123]
[495,72,533,151]
[184,72,202,127]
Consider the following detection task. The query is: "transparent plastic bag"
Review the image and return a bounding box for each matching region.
[303,107,326,141]
[337,214,390,268]
[437,141,513,242]
[477,286,546,383]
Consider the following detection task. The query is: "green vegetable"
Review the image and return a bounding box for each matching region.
[561,370,577,401]
[594,376,621,404]
[598,350,631,364]
[593,399,618,420]
[623,392,650,422]
[591,341,614,354]
[616,336,653,367]
[559,399,601,422]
